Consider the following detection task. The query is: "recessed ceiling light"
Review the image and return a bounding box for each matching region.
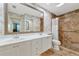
[56,3,64,7]
[56,18,58,20]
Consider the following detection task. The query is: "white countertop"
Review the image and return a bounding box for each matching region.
[0,34,52,46]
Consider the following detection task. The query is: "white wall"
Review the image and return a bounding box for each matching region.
[52,18,59,40]
[43,11,52,34]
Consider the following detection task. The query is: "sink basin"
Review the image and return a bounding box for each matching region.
[0,34,50,43]
[0,38,14,43]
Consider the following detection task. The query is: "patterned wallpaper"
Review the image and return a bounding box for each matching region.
[59,11,79,52]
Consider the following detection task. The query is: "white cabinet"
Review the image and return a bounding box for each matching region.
[0,35,52,56]
[46,36,52,49]
[42,37,48,52]
[0,47,17,56]
[41,36,52,53]
[16,41,32,56]
[31,36,52,56]
[0,44,18,56]
[0,41,32,56]
[32,39,42,56]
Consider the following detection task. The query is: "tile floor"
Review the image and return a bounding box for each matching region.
[41,46,79,56]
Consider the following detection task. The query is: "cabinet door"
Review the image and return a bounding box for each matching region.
[16,41,32,56]
[0,44,17,56]
[0,41,32,56]
[31,39,42,56]
[0,48,17,56]
[41,36,52,53]
[36,39,42,55]
[46,36,52,49]
[42,37,48,52]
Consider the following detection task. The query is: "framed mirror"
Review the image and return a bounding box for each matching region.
[4,3,44,34]
[0,3,4,35]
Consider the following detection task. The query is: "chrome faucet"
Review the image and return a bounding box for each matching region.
[39,32,42,35]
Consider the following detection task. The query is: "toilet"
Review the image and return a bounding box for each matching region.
[52,39,61,51]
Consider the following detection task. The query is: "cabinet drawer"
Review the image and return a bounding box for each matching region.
[0,44,15,52]
[0,41,32,56]
[0,41,31,52]
[47,36,52,41]
[13,41,32,48]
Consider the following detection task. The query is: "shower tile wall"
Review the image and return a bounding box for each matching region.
[59,10,79,52]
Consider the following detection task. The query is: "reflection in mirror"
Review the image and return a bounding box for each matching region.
[24,15,41,32]
[7,3,43,34]
[8,12,23,32]
[0,3,4,35]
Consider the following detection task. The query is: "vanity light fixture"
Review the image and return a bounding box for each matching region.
[56,3,64,7]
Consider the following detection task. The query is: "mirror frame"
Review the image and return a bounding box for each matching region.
[4,3,44,35]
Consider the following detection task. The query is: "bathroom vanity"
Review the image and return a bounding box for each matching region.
[0,34,52,56]
[0,3,52,56]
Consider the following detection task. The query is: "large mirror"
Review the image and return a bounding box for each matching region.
[0,3,4,35]
[6,3,44,34]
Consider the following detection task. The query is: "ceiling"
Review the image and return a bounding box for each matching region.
[35,3,79,16]
[8,3,43,17]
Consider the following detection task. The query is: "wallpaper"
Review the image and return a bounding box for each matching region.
[59,11,79,52]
